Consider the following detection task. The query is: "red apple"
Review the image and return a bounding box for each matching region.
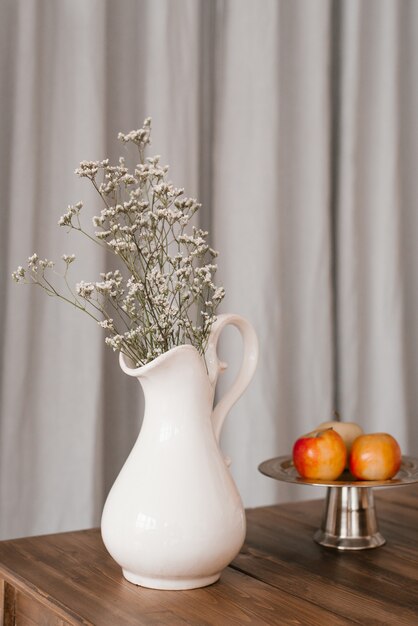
[292,428,347,480]
[349,433,401,480]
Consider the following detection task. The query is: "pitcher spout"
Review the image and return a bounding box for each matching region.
[119,344,214,418]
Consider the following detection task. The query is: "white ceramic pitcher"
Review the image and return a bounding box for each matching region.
[101,313,258,590]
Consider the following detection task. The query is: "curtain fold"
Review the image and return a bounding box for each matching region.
[212,0,334,504]
[336,0,418,443]
[1,0,417,540]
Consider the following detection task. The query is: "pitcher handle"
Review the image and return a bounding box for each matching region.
[206,313,259,442]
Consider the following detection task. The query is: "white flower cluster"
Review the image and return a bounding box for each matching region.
[58,202,83,227]
[118,117,152,152]
[13,118,225,366]
[62,254,76,264]
[12,254,55,281]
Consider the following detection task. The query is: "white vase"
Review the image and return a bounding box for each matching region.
[100,313,258,590]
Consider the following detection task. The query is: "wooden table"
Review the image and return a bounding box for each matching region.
[1,485,418,625]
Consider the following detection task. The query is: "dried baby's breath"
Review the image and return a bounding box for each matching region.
[13,119,225,366]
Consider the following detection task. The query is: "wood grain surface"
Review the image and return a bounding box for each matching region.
[1,485,418,625]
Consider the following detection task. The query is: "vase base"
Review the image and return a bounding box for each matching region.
[122,570,221,590]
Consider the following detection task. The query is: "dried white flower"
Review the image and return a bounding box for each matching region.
[13,117,225,366]
[62,254,76,264]
[76,281,94,299]
[98,319,114,330]
[12,266,25,282]
[28,253,39,268]
[39,259,54,269]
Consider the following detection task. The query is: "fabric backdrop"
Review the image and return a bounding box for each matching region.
[1,0,417,540]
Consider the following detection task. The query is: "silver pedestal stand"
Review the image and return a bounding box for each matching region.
[259,455,418,551]
[313,485,385,549]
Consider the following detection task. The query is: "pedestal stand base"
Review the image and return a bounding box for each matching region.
[314,486,386,550]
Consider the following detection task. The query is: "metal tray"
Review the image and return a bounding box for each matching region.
[258,455,418,550]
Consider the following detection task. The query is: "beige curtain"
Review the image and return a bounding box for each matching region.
[1,0,417,540]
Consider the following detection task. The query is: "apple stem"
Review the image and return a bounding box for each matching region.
[314,427,334,438]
